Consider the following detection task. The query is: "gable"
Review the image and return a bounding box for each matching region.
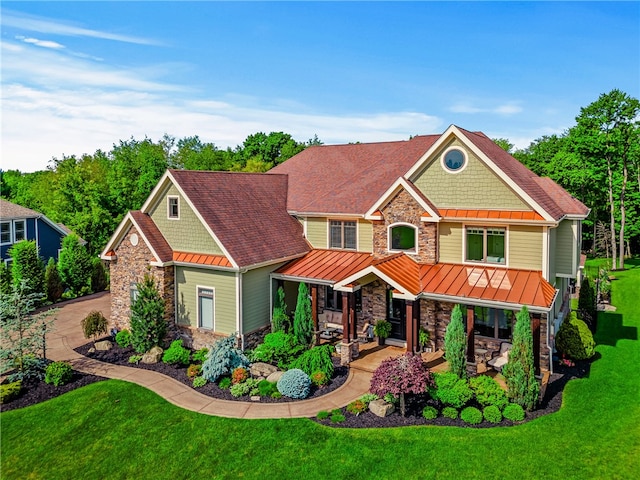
[411,137,530,211]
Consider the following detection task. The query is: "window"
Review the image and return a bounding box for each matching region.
[167,196,179,219]
[198,287,214,329]
[466,227,505,264]
[130,283,138,305]
[329,220,356,249]
[0,222,10,245]
[389,224,417,252]
[442,148,467,172]
[325,286,361,312]
[13,220,26,242]
[472,307,514,339]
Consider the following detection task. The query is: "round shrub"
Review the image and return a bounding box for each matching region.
[429,372,473,408]
[317,410,330,420]
[483,405,503,424]
[460,406,483,425]
[310,371,328,387]
[192,376,207,388]
[192,348,209,364]
[277,368,311,399]
[503,403,525,422]
[231,367,249,385]
[162,339,191,366]
[187,364,201,379]
[442,406,458,419]
[556,312,596,360]
[81,310,108,340]
[218,377,232,389]
[422,406,438,420]
[469,375,508,410]
[347,399,367,416]
[258,380,278,397]
[44,361,73,387]
[0,380,22,404]
[115,329,132,348]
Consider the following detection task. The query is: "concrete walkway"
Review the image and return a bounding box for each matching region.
[46,292,372,419]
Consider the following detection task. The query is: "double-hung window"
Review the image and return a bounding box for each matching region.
[0,222,11,245]
[167,196,179,219]
[329,220,356,249]
[466,227,505,264]
[198,287,214,330]
[13,220,26,242]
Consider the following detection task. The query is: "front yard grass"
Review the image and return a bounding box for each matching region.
[2,258,639,479]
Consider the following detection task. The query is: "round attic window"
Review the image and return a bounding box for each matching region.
[442,148,466,172]
[130,233,139,246]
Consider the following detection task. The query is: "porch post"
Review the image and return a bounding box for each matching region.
[405,300,415,353]
[466,306,475,363]
[341,292,349,343]
[532,313,541,375]
[349,292,357,340]
[310,284,318,331]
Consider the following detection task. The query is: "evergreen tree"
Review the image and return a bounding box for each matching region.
[272,286,289,333]
[502,306,540,411]
[293,282,313,347]
[0,261,11,295]
[90,257,109,293]
[577,277,596,327]
[130,273,166,353]
[58,234,92,295]
[9,240,45,300]
[44,258,64,303]
[445,304,467,379]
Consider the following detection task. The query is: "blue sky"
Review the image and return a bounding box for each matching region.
[2,1,639,172]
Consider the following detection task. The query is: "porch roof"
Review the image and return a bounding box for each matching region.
[272,249,374,284]
[173,251,233,268]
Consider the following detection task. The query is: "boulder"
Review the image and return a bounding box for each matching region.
[141,346,163,364]
[266,371,285,383]
[94,340,113,351]
[251,362,278,378]
[369,399,395,418]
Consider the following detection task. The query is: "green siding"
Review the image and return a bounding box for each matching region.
[508,225,543,270]
[439,222,463,263]
[242,263,284,333]
[555,220,576,276]
[358,220,373,252]
[413,139,529,210]
[548,227,556,283]
[175,266,237,334]
[306,217,327,248]
[149,183,224,255]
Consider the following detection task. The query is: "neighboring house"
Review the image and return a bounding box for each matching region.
[101,125,588,373]
[0,199,71,264]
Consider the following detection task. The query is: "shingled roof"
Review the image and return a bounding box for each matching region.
[168,170,310,268]
[0,199,40,219]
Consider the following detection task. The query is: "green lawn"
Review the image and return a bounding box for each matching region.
[2,259,639,480]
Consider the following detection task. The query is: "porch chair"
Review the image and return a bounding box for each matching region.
[487,342,512,372]
[357,322,374,343]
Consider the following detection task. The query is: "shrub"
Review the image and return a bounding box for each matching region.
[57,234,92,296]
[218,377,232,389]
[347,399,367,416]
[9,240,45,299]
[187,364,201,379]
[445,304,467,379]
[503,403,525,422]
[460,406,483,425]
[556,311,596,361]
[192,376,207,388]
[277,368,312,399]
[370,353,433,416]
[230,378,259,398]
[90,257,109,293]
[130,274,166,353]
[359,393,378,406]
[422,406,438,420]
[128,355,142,364]
[442,406,458,419]
[162,339,191,366]
[44,361,73,386]
[292,344,335,378]
[577,277,596,326]
[231,366,249,385]
[272,286,289,333]
[503,306,540,411]
[81,310,108,341]
[292,282,313,347]
[8,354,49,382]
[0,380,22,404]
[429,372,473,408]
[249,331,305,369]
[483,405,503,424]
[45,258,64,303]
[310,371,328,387]
[192,348,209,364]
[271,391,282,399]
[201,335,249,383]
[258,380,278,397]
[317,410,330,420]
[469,375,508,410]
[115,329,132,348]
[330,411,346,423]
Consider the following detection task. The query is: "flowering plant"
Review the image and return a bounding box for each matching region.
[560,356,575,367]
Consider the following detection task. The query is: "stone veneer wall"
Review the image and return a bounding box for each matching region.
[372,189,437,263]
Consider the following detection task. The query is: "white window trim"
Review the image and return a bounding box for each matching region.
[196,285,215,330]
[462,224,509,267]
[387,222,418,254]
[440,146,469,174]
[327,219,358,250]
[0,221,11,246]
[167,196,180,220]
[13,219,26,243]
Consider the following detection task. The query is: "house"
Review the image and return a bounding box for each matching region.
[101,125,588,373]
[0,199,72,264]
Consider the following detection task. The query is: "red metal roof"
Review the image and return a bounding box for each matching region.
[440,209,546,222]
[173,251,232,268]
[274,249,373,282]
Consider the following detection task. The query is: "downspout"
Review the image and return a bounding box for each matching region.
[237,271,244,350]
[546,289,559,375]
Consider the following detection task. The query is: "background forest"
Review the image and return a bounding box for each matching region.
[1,89,638,268]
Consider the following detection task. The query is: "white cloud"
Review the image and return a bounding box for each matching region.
[450,102,523,116]
[20,37,65,49]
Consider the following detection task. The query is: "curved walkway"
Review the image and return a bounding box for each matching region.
[47,292,372,419]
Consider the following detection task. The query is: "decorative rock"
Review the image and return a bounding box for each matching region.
[141,346,163,364]
[369,399,395,418]
[88,347,96,354]
[250,396,261,402]
[94,340,113,351]
[266,371,285,383]
[251,362,278,378]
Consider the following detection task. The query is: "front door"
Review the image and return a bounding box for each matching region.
[387,290,406,340]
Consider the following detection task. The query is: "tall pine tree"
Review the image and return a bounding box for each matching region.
[130,273,166,353]
[445,304,467,379]
[293,282,313,347]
